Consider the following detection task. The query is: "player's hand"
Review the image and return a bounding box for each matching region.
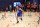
[13,10,14,13]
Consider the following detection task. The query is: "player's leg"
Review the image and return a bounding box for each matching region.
[16,13,19,23]
[16,16,19,23]
[19,17,22,21]
[19,14,23,21]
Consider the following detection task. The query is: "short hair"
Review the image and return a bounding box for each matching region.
[16,5,18,6]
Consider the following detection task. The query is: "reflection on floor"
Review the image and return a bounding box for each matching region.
[0,12,40,27]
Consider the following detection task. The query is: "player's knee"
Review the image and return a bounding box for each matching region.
[16,16,18,18]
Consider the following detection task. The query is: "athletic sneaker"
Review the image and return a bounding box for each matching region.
[17,21,19,23]
[37,21,39,24]
[21,18,23,21]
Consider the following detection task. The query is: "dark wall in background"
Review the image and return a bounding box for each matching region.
[38,0,40,5]
[0,0,13,10]
[14,0,25,4]
[0,0,25,9]
[0,0,40,10]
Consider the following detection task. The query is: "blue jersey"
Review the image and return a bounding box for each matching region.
[16,8,22,14]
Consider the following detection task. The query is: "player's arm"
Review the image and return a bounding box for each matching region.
[15,9,16,12]
[13,10,14,13]
[15,9,17,15]
[19,8,24,17]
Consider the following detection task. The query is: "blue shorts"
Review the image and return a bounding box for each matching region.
[17,13,22,17]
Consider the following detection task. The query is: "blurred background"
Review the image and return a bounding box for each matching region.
[0,0,40,12]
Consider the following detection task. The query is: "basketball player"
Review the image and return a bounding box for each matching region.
[15,5,24,23]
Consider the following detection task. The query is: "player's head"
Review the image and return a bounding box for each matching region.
[16,5,19,9]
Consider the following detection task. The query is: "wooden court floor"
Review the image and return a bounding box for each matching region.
[0,12,40,27]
